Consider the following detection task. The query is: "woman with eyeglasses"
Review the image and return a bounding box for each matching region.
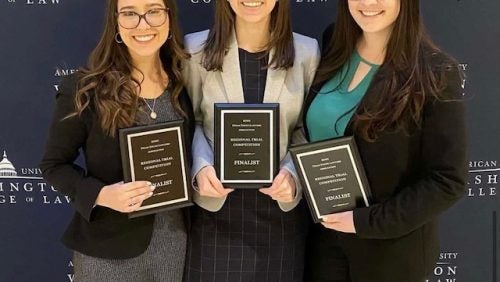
[302,0,467,281]
[182,0,320,281]
[40,0,193,281]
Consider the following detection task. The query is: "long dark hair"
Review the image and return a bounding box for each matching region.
[71,0,188,137]
[202,0,294,71]
[314,0,459,141]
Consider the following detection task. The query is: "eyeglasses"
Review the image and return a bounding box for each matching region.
[116,8,169,29]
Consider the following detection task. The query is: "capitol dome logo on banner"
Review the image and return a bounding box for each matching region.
[0,150,42,180]
[0,151,18,178]
[0,148,70,206]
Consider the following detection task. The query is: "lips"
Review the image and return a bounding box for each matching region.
[241,1,264,8]
[360,10,384,17]
[133,34,156,42]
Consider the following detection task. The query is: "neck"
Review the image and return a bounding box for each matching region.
[357,27,393,65]
[130,52,165,83]
[235,17,271,52]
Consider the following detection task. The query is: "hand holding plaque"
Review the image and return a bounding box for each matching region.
[214,103,279,189]
[290,136,371,223]
[119,120,192,218]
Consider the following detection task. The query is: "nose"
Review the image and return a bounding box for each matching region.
[137,15,151,29]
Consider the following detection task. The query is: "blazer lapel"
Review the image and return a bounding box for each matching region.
[263,48,286,103]
[221,31,245,103]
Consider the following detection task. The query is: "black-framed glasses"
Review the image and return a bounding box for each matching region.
[116,8,169,29]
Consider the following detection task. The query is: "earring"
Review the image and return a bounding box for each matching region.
[167,34,172,40]
[115,33,123,44]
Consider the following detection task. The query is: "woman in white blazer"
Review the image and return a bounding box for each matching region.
[183,1,319,281]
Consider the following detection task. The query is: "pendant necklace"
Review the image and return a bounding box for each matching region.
[141,97,157,119]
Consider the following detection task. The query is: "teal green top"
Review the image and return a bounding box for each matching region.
[306,52,380,142]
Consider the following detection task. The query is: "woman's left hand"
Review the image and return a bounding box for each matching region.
[321,211,357,234]
[259,169,296,203]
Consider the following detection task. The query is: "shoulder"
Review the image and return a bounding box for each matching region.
[56,72,97,121]
[292,32,320,70]
[323,23,335,36]
[292,32,319,54]
[59,73,79,92]
[422,48,462,100]
[423,46,458,71]
[184,29,210,55]
[57,72,84,101]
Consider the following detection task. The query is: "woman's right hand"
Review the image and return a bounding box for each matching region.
[195,166,234,198]
[95,181,155,213]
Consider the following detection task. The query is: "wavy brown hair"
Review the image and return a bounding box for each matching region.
[71,0,188,137]
[314,0,460,141]
[202,0,295,71]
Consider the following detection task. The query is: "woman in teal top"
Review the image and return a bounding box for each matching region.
[307,52,379,141]
[302,0,467,281]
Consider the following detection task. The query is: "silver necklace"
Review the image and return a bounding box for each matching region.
[141,97,158,119]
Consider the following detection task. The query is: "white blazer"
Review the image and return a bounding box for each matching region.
[183,29,320,212]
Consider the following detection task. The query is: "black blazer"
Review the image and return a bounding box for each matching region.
[40,74,195,259]
[303,25,468,281]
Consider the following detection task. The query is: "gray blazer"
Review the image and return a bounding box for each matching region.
[183,29,320,212]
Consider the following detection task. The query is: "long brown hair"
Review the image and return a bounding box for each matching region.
[71,0,188,137]
[202,0,295,71]
[314,0,459,141]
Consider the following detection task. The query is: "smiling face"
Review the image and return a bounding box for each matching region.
[348,0,400,37]
[228,0,277,25]
[116,0,169,61]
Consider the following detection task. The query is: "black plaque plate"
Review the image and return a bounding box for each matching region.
[214,103,279,189]
[290,136,371,223]
[119,120,192,218]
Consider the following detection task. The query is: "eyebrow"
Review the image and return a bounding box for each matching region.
[119,3,165,11]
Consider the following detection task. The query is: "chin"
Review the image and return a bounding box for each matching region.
[129,49,161,60]
[359,24,391,35]
[240,15,266,23]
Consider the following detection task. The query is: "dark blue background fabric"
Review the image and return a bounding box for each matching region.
[0,1,498,281]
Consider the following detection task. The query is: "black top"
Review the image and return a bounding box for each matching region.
[238,48,268,104]
[40,74,195,259]
[136,88,180,125]
[303,24,468,281]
